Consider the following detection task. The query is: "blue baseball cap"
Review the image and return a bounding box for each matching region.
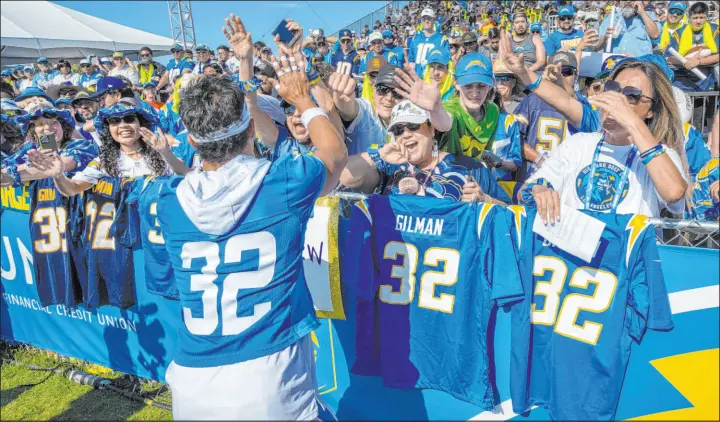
[15,87,53,103]
[195,44,210,51]
[36,57,49,63]
[382,30,394,39]
[615,54,674,82]
[530,23,542,32]
[339,29,352,39]
[668,1,686,13]
[595,54,625,79]
[558,5,575,17]
[91,76,127,98]
[14,65,24,71]
[427,49,450,66]
[455,52,494,87]
[1,70,11,76]
[55,98,73,106]
[171,44,184,52]
[24,66,34,72]
[142,81,157,88]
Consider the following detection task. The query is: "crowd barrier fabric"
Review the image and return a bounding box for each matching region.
[1,204,718,420]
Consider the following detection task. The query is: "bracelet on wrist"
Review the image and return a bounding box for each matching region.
[641,147,666,165]
[526,74,542,92]
[237,76,263,93]
[300,107,328,129]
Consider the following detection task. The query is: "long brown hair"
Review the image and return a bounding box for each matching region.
[608,59,692,203]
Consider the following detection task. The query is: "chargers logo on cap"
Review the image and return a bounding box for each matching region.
[465,60,487,70]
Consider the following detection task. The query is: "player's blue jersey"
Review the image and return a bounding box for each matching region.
[689,156,719,221]
[166,57,194,84]
[390,44,405,65]
[514,93,600,183]
[170,130,202,170]
[80,175,138,309]
[29,178,84,307]
[127,177,178,300]
[157,153,325,368]
[682,122,711,179]
[407,31,450,76]
[349,195,523,409]
[507,206,674,420]
[489,112,522,182]
[330,49,360,76]
[360,50,400,73]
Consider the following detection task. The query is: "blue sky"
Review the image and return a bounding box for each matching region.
[55,0,386,58]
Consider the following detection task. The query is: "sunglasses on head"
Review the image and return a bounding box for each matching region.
[375,84,403,100]
[389,121,425,136]
[558,16,573,22]
[107,115,138,126]
[560,67,577,77]
[603,79,653,105]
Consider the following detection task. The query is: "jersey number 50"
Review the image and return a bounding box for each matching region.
[181,232,275,336]
[380,241,460,314]
[532,256,618,345]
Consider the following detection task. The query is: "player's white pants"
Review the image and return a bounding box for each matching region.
[165,335,324,420]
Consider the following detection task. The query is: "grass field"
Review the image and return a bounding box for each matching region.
[0,343,172,421]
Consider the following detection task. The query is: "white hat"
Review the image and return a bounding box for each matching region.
[388,101,430,132]
[421,8,436,18]
[368,32,383,43]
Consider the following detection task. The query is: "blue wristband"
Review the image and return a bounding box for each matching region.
[641,147,666,165]
[520,178,553,206]
[639,144,663,159]
[367,144,390,171]
[237,76,263,93]
[525,74,542,92]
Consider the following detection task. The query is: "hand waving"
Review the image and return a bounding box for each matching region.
[499,28,528,77]
[223,14,253,62]
[272,52,311,108]
[139,127,170,152]
[394,64,440,111]
[27,149,64,178]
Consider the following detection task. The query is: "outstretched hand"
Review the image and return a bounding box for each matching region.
[393,64,440,111]
[27,149,64,178]
[139,127,170,152]
[223,13,253,62]
[271,51,311,108]
[499,28,528,77]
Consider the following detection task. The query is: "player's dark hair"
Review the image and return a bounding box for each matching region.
[98,114,167,177]
[689,2,708,15]
[217,45,230,53]
[180,76,250,163]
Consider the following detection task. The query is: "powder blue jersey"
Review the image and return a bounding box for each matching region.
[127,177,178,300]
[157,153,325,368]
[689,157,719,221]
[507,206,674,420]
[330,49,360,76]
[80,176,139,309]
[407,31,450,76]
[350,195,523,409]
[682,122,711,180]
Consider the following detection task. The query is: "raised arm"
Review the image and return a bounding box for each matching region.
[500,29,585,129]
[327,71,360,123]
[393,64,453,132]
[139,127,191,175]
[224,14,279,146]
[275,48,348,196]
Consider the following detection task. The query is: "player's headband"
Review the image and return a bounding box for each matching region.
[191,105,251,144]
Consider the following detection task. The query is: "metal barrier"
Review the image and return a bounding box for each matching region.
[547,14,558,34]
[688,91,719,139]
[330,192,720,249]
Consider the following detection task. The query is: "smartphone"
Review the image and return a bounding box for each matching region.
[39,133,59,152]
[272,20,301,48]
[480,150,503,169]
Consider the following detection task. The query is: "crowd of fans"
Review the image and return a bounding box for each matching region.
[0,0,718,221]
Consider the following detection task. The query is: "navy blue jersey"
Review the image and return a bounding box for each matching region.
[127,177,178,300]
[80,176,138,309]
[29,178,84,307]
[507,206,674,420]
[157,153,325,368]
[330,49,360,76]
[350,195,523,409]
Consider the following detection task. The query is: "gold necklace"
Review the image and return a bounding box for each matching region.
[125,149,142,157]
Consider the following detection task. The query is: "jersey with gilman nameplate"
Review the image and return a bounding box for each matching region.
[350,195,523,409]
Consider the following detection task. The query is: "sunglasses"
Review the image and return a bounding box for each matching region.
[140,53,152,58]
[558,16,573,22]
[317,42,326,47]
[589,82,604,91]
[464,42,477,48]
[532,29,541,33]
[388,122,424,136]
[80,64,91,68]
[102,89,120,97]
[603,80,653,105]
[284,105,297,116]
[497,75,514,82]
[340,39,352,43]
[560,67,577,77]
[375,84,403,100]
[668,10,683,16]
[107,115,138,126]
[75,101,96,109]
[56,104,73,110]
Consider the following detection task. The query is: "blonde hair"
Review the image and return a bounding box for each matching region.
[608,59,693,204]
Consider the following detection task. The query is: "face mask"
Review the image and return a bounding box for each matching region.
[621,6,635,18]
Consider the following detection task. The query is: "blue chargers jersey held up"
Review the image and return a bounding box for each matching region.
[349,195,523,409]
[80,176,139,309]
[507,206,674,420]
[157,153,326,368]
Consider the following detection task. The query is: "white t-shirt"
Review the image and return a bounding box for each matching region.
[52,73,80,86]
[72,153,168,184]
[109,66,139,85]
[528,132,687,217]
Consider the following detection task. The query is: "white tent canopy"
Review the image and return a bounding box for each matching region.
[1,1,176,66]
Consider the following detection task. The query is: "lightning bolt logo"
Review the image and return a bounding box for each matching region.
[625,215,650,266]
[507,205,527,248]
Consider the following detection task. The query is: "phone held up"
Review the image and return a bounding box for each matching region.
[39,133,59,152]
[272,19,302,48]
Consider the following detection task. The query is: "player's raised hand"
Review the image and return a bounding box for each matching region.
[223,13,253,62]
[499,28,527,77]
[394,64,440,111]
[327,71,356,103]
[272,52,311,108]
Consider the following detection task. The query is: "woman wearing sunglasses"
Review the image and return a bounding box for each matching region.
[1,107,98,187]
[504,40,690,222]
[33,105,190,197]
[341,100,506,203]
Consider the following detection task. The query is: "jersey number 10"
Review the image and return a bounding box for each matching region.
[532,256,618,345]
[379,241,460,314]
